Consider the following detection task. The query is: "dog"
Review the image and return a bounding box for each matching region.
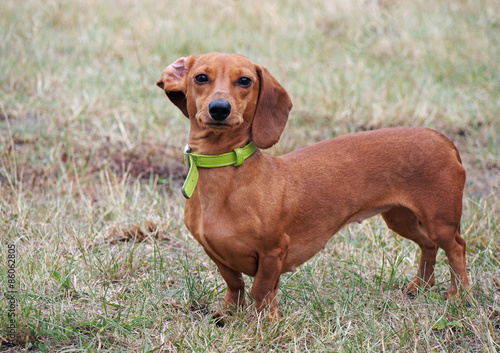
[156,53,470,320]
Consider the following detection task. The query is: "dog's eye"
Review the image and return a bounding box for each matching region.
[194,74,209,84]
[237,77,252,88]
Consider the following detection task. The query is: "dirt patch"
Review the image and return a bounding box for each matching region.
[451,127,500,201]
[462,160,499,199]
[105,220,171,244]
[0,139,187,194]
[109,143,186,183]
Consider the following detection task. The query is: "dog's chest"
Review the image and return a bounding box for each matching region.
[184,202,259,276]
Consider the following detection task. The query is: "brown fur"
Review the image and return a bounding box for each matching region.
[157,53,470,320]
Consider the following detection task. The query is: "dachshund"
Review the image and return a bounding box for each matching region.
[157,53,470,320]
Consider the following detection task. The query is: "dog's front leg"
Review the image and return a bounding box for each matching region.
[209,256,246,318]
[251,244,288,321]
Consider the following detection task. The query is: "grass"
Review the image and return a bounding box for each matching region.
[1,0,499,351]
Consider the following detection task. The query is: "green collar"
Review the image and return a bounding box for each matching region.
[182,141,258,199]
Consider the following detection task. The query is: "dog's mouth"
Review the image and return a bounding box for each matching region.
[197,113,243,131]
[206,121,231,127]
[201,120,232,132]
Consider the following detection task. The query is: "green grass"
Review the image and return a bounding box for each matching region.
[1,0,499,351]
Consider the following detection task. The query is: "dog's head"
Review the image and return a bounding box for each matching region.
[156,53,292,149]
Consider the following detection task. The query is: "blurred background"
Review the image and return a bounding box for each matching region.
[1,0,499,198]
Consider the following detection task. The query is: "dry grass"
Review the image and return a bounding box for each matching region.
[1,0,499,351]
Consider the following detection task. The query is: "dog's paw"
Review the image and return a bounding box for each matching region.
[402,283,419,299]
[210,311,225,328]
[404,290,417,300]
[401,278,424,299]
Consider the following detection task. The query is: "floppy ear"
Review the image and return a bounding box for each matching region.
[252,66,293,149]
[156,56,195,118]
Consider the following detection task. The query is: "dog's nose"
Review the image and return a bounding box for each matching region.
[208,100,231,121]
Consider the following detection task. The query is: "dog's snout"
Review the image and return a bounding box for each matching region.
[209,100,231,121]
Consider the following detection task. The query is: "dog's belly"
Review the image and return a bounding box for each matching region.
[281,205,394,272]
[347,205,392,224]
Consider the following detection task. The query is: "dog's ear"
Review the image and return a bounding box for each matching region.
[252,66,293,149]
[156,56,195,118]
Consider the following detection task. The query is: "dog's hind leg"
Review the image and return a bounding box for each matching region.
[424,221,470,300]
[382,206,438,296]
